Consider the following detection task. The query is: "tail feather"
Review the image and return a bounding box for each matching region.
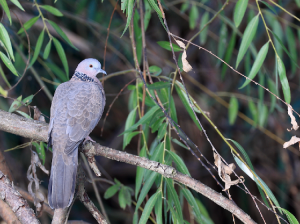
[48,150,78,209]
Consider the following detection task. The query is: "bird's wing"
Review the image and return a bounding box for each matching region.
[64,82,105,154]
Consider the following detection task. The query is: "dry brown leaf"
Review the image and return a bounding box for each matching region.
[287,104,299,131]
[174,39,185,49]
[283,136,300,149]
[214,153,244,191]
[182,50,193,72]
[34,106,45,122]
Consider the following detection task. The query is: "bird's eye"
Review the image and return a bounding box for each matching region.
[89,64,93,68]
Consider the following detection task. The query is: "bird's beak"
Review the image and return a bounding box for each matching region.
[97,68,107,75]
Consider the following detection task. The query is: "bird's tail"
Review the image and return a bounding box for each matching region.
[48,150,78,209]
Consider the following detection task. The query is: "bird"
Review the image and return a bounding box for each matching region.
[47,58,106,209]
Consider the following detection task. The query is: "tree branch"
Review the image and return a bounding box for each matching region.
[0,109,257,224]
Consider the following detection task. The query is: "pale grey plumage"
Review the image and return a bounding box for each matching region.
[48,59,106,209]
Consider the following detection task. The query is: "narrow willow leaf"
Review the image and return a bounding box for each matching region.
[121,105,160,134]
[221,32,236,78]
[180,2,189,13]
[45,62,68,82]
[16,110,31,119]
[40,5,63,17]
[133,10,142,65]
[123,107,137,149]
[175,85,202,131]
[157,41,182,52]
[181,188,204,224]
[43,39,52,59]
[260,1,277,15]
[199,12,209,45]
[48,20,77,50]
[273,20,283,58]
[104,184,120,199]
[286,27,297,75]
[277,56,291,104]
[165,178,183,223]
[147,0,163,18]
[147,82,170,90]
[38,142,46,165]
[10,0,24,11]
[154,192,163,224]
[240,42,269,89]
[248,100,258,127]
[149,65,162,76]
[170,96,178,124]
[157,122,167,141]
[30,30,44,67]
[258,103,268,127]
[144,0,151,31]
[228,97,238,125]
[167,150,191,176]
[236,14,259,68]
[135,145,147,199]
[135,172,158,212]
[0,52,18,76]
[17,16,39,34]
[53,38,69,77]
[139,191,160,224]
[22,95,33,106]
[8,95,22,112]
[217,23,227,64]
[172,138,189,150]
[189,5,198,30]
[118,187,126,209]
[0,0,11,24]
[277,208,298,224]
[0,23,14,61]
[233,0,248,27]
[121,0,134,36]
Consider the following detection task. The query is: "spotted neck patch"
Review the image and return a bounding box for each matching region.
[73,71,95,82]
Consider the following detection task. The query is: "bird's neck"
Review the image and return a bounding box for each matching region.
[71,71,95,83]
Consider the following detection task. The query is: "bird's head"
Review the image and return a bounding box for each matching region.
[75,58,106,77]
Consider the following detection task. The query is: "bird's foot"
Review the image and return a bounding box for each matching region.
[84,136,96,144]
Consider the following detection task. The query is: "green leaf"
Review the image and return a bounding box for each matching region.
[16,110,32,119]
[277,56,291,104]
[10,0,24,11]
[17,16,39,34]
[147,0,163,18]
[118,187,127,209]
[273,20,283,58]
[167,150,190,176]
[181,188,204,224]
[9,96,22,113]
[221,32,236,78]
[157,41,182,52]
[286,27,298,75]
[277,208,298,224]
[195,198,214,224]
[170,96,178,124]
[189,5,198,30]
[121,105,160,134]
[157,122,167,141]
[43,39,52,59]
[144,0,151,31]
[217,23,227,65]
[296,0,300,7]
[260,1,277,15]
[180,2,189,13]
[53,38,69,77]
[48,21,77,50]
[123,107,137,149]
[0,52,18,76]
[135,145,147,199]
[178,52,183,71]
[239,42,269,89]
[248,100,258,127]
[121,0,134,36]
[154,192,163,224]
[0,23,14,61]
[149,65,162,76]
[147,81,170,90]
[236,14,259,68]
[104,184,120,199]
[22,95,33,106]
[30,30,44,67]
[124,187,132,206]
[165,178,183,223]
[139,190,160,224]
[175,85,202,131]
[172,138,189,150]
[233,0,248,27]
[38,142,46,165]
[199,12,209,45]
[40,5,63,17]
[0,0,11,24]
[45,62,67,82]
[228,97,238,125]
[135,172,158,212]
[258,103,268,127]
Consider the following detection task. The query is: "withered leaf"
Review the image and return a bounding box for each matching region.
[182,50,193,72]
[283,136,300,149]
[174,39,186,49]
[287,104,299,131]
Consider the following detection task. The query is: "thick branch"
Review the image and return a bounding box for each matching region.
[0,170,40,224]
[0,109,256,224]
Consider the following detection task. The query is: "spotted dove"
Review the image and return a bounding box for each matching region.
[47,58,106,209]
